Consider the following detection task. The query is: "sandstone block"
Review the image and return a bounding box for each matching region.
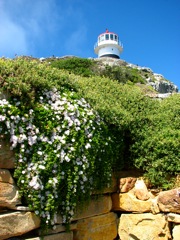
[112,192,152,212]
[118,213,171,240]
[0,169,14,184]
[74,212,118,240]
[172,224,180,240]
[151,198,160,214]
[0,135,15,169]
[158,188,180,213]
[119,177,136,193]
[0,211,40,240]
[73,195,112,220]
[56,195,112,224]
[0,181,21,208]
[134,179,150,200]
[167,213,180,223]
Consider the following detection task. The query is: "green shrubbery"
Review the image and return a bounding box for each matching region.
[50,57,95,77]
[0,58,115,229]
[50,57,145,84]
[0,57,179,229]
[101,65,145,84]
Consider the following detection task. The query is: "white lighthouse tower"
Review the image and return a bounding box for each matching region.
[94,29,123,59]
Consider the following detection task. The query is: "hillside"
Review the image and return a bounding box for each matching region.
[0,56,179,228]
[41,55,178,94]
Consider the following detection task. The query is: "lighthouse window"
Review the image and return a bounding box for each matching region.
[105,34,109,40]
[100,34,105,42]
[110,34,113,40]
[115,35,117,41]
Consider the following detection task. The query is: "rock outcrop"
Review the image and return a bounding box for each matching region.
[94,57,179,93]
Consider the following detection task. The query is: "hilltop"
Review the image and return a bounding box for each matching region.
[39,55,178,94]
[0,55,179,229]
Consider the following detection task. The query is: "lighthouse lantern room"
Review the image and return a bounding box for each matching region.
[94,29,123,59]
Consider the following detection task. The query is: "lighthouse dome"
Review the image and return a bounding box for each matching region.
[94,29,123,59]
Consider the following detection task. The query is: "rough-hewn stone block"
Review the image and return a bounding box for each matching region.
[74,195,112,220]
[119,177,136,193]
[0,211,40,240]
[0,135,15,169]
[112,192,152,212]
[134,179,150,200]
[74,212,118,240]
[158,188,180,213]
[56,195,112,224]
[167,213,180,223]
[118,213,171,240]
[0,181,21,208]
[0,169,14,184]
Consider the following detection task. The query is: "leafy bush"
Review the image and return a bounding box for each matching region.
[64,73,180,188]
[0,58,116,229]
[130,94,180,188]
[98,65,145,84]
[50,57,95,77]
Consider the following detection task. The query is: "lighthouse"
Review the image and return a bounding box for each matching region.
[94,29,123,59]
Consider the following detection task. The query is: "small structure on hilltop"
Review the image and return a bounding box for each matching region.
[94,29,123,59]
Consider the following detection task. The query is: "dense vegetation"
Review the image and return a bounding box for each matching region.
[50,57,145,84]
[0,57,179,229]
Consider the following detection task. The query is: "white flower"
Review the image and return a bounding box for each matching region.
[35,210,39,215]
[28,135,37,146]
[65,130,70,135]
[53,177,58,184]
[37,151,43,156]
[48,179,53,184]
[18,126,24,133]
[85,143,91,149]
[65,155,70,162]
[29,176,36,186]
[39,165,45,170]
[10,135,18,148]
[0,115,6,121]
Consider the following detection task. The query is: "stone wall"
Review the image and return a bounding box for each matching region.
[0,136,180,240]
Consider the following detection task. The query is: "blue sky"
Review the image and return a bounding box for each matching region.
[0,0,180,89]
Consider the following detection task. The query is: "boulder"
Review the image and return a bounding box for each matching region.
[158,188,180,213]
[172,224,180,240]
[0,181,21,208]
[0,135,15,169]
[0,169,14,184]
[134,179,150,200]
[118,213,171,240]
[74,212,118,240]
[167,213,180,223]
[112,192,152,212]
[119,177,136,193]
[0,211,40,240]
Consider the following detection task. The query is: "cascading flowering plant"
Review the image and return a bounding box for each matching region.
[0,87,113,229]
